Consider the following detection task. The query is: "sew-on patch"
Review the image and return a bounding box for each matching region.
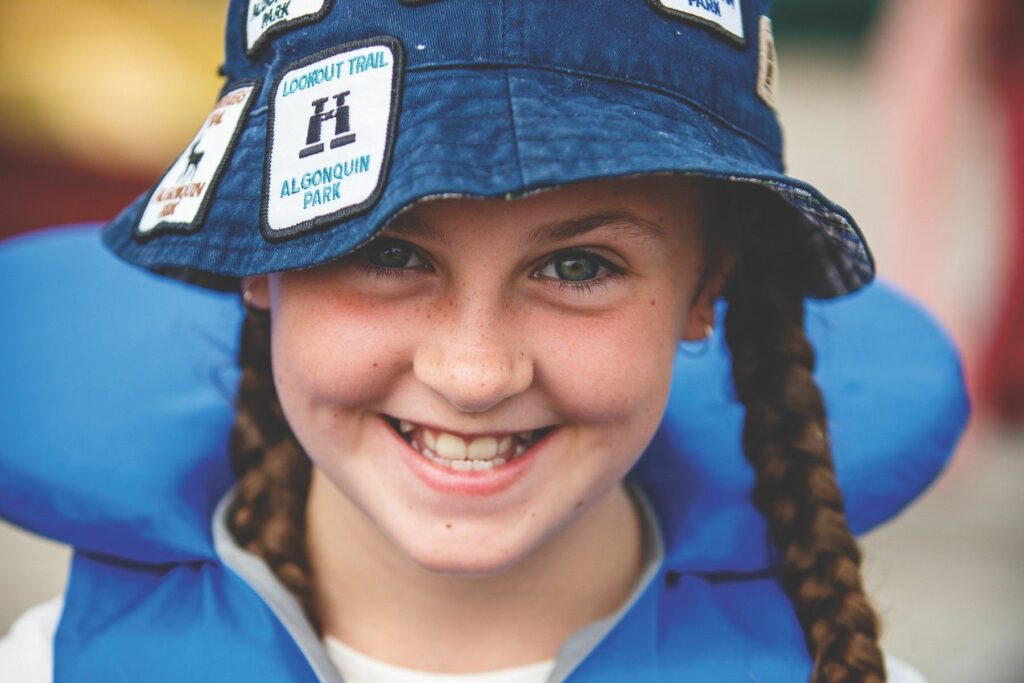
[136,82,259,237]
[263,37,404,240]
[757,16,779,111]
[649,0,745,45]
[247,0,332,54]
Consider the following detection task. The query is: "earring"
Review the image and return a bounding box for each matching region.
[681,322,714,357]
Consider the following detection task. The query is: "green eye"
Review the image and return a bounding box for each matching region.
[554,253,600,281]
[364,238,425,269]
[538,250,605,282]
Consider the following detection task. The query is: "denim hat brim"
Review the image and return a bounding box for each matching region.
[103,65,873,298]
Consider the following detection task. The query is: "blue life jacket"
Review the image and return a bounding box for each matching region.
[0,226,969,681]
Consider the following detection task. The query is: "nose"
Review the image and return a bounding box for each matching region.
[413,299,534,413]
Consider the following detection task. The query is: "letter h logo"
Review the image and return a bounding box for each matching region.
[300,91,356,159]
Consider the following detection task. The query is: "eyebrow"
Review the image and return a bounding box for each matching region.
[385,209,666,246]
[527,211,666,244]
[385,215,453,247]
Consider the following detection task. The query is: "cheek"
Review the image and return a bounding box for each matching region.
[530,301,681,430]
[269,294,413,418]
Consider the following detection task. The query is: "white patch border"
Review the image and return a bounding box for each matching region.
[260,36,405,242]
[756,15,779,111]
[648,0,747,46]
[246,0,334,55]
[133,80,261,240]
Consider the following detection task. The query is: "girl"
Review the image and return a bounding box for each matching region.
[0,0,967,681]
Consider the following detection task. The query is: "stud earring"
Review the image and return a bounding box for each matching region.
[681,322,714,358]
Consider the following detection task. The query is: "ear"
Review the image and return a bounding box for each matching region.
[241,275,271,311]
[680,251,735,342]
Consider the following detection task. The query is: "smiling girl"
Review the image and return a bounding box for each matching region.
[238,177,712,666]
[0,1,966,682]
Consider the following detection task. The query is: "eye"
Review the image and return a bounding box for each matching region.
[536,250,615,282]
[362,238,429,271]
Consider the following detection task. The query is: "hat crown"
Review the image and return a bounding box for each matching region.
[224,0,780,154]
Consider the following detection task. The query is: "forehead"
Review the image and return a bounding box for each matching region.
[385,175,704,245]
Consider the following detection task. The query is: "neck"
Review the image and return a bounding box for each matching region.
[305,469,645,674]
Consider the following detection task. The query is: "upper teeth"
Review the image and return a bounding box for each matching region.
[399,421,534,464]
[433,430,517,461]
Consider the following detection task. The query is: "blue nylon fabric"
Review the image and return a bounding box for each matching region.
[54,552,318,682]
[0,226,237,563]
[566,575,811,681]
[102,0,874,298]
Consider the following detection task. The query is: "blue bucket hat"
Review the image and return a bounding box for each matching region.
[102,0,874,298]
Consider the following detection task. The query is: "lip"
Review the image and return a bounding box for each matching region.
[377,414,556,497]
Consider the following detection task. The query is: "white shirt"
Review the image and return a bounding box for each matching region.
[324,636,555,683]
[1,595,928,683]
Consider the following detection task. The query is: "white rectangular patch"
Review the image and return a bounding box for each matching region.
[247,0,330,53]
[137,83,258,235]
[263,38,402,239]
[653,0,745,43]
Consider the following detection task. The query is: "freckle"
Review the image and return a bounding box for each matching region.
[372,362,378,368]
[575,500,584,509]
[445,523,452,530]
[649,298,656,306]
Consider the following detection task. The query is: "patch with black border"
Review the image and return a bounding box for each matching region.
[246,0,333,54]
[648,0,746,46]
[136,81,260,238]
[262,36,404,241]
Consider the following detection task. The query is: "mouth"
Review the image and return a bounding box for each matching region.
[383,416,556,472]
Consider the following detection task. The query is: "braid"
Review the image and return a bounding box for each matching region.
[715,185,887,682]
[227,311,319,632]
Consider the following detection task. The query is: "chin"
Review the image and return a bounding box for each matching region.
[396,524,542,577]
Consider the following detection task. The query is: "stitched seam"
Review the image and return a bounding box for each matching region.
[500,0,526,186]
[404,61,781,157]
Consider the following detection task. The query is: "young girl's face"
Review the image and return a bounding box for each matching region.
[248,176,718,575]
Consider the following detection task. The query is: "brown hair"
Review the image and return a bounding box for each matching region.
[227,311,318,629]
[713,182,887,682]
[226,183,887,680]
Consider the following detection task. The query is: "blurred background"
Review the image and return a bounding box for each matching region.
[0,0,1021,680]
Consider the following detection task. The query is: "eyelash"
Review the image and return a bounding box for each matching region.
[542,263,624,295]
[360,263,419,280]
